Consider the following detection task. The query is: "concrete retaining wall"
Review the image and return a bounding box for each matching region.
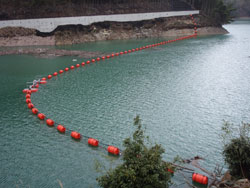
[0,10,199,33]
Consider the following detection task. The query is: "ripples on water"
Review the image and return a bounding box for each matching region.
[0,20,250,187]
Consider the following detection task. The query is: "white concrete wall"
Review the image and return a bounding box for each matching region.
[0,10,199,33]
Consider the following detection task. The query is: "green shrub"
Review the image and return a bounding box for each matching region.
[222,122,250,179]
[97,116,172,188]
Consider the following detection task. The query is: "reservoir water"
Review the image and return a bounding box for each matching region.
[1,20,250,187]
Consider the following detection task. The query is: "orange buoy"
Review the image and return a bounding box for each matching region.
[142,47,145,49]
[192,173,208,185]
[27,103,34,109]
[59,70,64,74]
[102,56,105,60]
[107,146,120,155]
[132,49,135,52]
[124,51,128,54]
[37,113,45,120]
[81,62,85,66]
[26,94,31,99]
[88,138,99,147]
[167,168,174,174]
[23,89,29,94]
[57,125,66,133]
[76,64,80,67]
[48,75,52,79]
[86,60,91,64]
[65,67,69,71]
[111,54,115,57]
[53,72,58,76]
[41,77,46,81]
[46,119,54,126]
[128,50,131,53]
[115,53,119,56]
[31,88,38,93]
[26,98,31,104]
[91,59,96,62]
[136,48,139,51]
[120,52,124,55]
[70,65,75,69]
[139,47,142,50]
[96,57,101,61]
[71,131,81,140]
[40,81,47,84]
[32,108,38,114]
[106,55,110,58]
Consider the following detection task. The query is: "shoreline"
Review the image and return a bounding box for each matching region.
[0,15,229,54]
[0,26,228,48]
[0,48,105,58]
[235,17,250,20]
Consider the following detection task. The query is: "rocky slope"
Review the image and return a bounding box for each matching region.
[0,15,228,47]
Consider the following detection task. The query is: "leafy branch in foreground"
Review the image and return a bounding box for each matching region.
[221,122,250,179]
[97,115,172,188]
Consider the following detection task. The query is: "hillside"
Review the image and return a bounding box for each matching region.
[0,0,192,20]
[223,0,250,17]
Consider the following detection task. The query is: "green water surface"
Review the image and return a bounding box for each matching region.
[0,20,250,187]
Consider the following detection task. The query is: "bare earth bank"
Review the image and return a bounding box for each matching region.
[0,15,228,57]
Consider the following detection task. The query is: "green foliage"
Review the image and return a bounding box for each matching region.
[97,116,172,188]
[223,0,250,17]
[213,0,235,24]
[221,122,250,179]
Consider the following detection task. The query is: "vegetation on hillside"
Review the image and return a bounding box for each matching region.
[223,0,250,17]
[213,0,235,24]
[189,0,235,25]
[0,0,173,20]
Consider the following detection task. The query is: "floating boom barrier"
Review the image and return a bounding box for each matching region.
[23,14,203,166]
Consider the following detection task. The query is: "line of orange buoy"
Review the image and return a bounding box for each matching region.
[22,14,205,168]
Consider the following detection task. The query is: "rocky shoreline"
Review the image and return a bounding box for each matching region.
[0,15,228,56]
[0,48,105,58]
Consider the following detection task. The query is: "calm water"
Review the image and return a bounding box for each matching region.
[1,20,250,188]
